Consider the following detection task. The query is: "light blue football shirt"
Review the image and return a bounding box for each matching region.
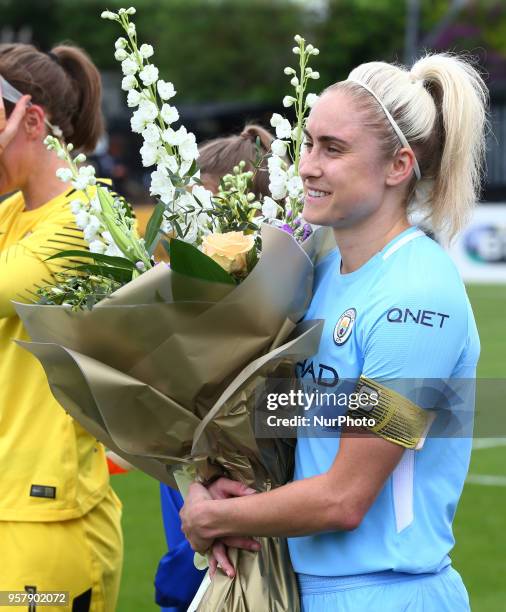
[289,226,479,576]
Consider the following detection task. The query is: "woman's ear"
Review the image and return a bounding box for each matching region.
[23,105,46,139]
[386,147,416,187]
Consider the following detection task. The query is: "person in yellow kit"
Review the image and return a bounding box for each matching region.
[0,43,122,611]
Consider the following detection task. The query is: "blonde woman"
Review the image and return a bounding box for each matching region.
[181,53,487,611]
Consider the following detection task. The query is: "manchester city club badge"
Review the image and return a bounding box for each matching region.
[333,308,356,345]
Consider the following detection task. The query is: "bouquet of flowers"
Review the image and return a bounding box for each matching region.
[15,7,333,611]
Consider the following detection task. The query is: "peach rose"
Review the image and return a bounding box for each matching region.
[201,231,255,274]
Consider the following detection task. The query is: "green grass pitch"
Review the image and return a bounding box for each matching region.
[111,284,506,611]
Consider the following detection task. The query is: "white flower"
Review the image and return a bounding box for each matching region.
[75,210,90,230]
[311,47,320,56]
[121,75,137,91]
[270,114,292,139]
[114,48,128,61]
[150,167,175,204]
[72,177,91,191]
[74,153,86,164]
[283,96,295,108]
[140,142,158,167]
[306,44,314,53]
[127,89,141,107]
[157,148,179,173]
[131,111,146,134]
[262,196,279,219]
[101,231,114,244]
[269,179,287,200]
[139,64,159,86]
[294,34,303,43]
[179,134,199,161]
[127,23,136,36]
[139,99,158,121]
[157,80,176,100]
[131,101,158,133]
[284,67,296,75]
[178,158,194,176]
[121,57,138,76]
[89,196,101,213]
[70,199,84,215]
[176,191,198,212]
[192,185,213,209]
[306,93,319,108]
[290,76,299,87]
[142,123,161,144]
[270,113,283,128]
[292,47,301,55]
[271,139,288,157]
[101,10,117,20]
[55,168,73,182]
[72,165,96,191]
[160,104,179,125]
[139,44,154,59]
[83,215,102,242]
[287,175,303,198]
[309,71,320,80]
[115,37,127,50]
[89,240,106,254]
[161,127,180,146]
[267,154,285,174]
[105,243,123,257]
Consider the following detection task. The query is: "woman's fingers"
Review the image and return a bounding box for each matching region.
[221,536,261,551]
[211,541,235,578]
[0,98,5,132]
[0,93,31,152]
[207,477,257,500]
[208,555,218,579]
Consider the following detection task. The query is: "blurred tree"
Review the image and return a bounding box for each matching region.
[1,0,505,99]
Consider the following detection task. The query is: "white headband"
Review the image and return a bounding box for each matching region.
[346,78,421,180]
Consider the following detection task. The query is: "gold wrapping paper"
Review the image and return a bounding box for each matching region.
[15,224,334,611]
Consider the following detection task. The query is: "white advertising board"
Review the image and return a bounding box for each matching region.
[447,204,506,283]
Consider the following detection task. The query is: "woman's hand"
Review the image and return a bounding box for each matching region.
[180,479,261,578]
[206,478,261,578]
[0,82,31,154]
[180,481,215,554]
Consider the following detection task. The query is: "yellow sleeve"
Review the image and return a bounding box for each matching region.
[0,222,85,319]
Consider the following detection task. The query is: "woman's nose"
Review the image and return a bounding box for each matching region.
[299,149,322,180]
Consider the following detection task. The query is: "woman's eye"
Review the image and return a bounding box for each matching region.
[303,141,313,150]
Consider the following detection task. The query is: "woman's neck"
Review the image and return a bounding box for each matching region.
[333,211,410,274]
[21,149,72,211]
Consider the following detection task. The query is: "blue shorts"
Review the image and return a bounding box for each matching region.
[298,565,470,612]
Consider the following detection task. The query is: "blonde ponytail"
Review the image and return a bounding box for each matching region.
[409,54,488,241]
[328,53,488,241]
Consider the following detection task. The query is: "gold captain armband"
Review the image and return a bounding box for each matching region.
[348,376,435,450]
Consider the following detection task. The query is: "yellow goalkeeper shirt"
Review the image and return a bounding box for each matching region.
[0,188,110,521]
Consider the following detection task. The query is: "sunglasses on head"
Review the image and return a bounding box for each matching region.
[0,75,61,136]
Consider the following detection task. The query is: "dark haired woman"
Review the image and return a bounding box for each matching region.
[0,44,122,611]
[156,124,273,612]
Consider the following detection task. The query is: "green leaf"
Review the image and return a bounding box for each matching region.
[144,202,165,253]
[73,263,133,284]
[169,238,236,285]
[45,249,136,270]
